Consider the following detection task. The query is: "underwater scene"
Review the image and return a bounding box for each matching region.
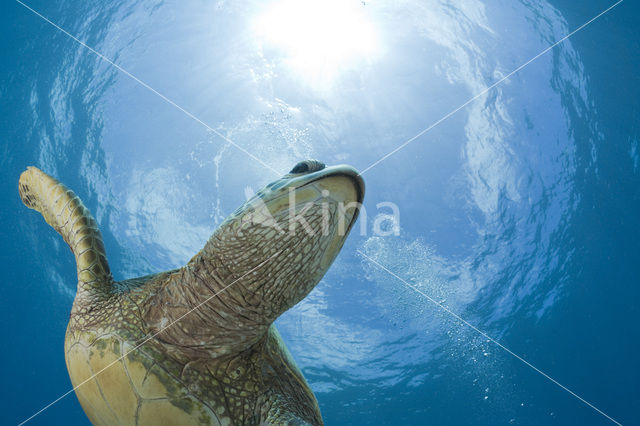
[1,0,639,424]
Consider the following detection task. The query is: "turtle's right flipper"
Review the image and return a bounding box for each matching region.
[19,166,112,295]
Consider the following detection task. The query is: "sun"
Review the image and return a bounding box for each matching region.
[254,0,380,87]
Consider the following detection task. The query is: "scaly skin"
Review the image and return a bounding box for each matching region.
[19,161,364,425]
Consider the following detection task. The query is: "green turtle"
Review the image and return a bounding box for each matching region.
[19,160,364,425]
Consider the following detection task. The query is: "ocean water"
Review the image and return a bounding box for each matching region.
[1,0,639,425]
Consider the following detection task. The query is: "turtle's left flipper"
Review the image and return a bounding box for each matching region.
[19,167,112,296]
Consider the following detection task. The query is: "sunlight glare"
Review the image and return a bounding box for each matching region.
[254,0,379,86]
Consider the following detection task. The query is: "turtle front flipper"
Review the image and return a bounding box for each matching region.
[19,167,113,297]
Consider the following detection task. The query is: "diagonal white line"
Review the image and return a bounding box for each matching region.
[18,250,283,425]
[14,0,281,177]
[359,0,624,175]
[358,250,622,425]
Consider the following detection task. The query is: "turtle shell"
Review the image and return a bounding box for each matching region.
[65,319,226,425]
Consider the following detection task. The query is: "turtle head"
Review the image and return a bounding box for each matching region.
[202,160,364,322]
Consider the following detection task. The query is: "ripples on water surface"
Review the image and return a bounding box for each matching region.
[1,0,639,424]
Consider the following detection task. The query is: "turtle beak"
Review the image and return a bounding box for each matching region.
[297,164,365,234]
[291,164,364,202]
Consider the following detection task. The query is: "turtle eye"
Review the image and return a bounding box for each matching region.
[290,162,309,174]
[289,160,326,174]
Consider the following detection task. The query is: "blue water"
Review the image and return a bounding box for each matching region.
[2,0,639,424]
